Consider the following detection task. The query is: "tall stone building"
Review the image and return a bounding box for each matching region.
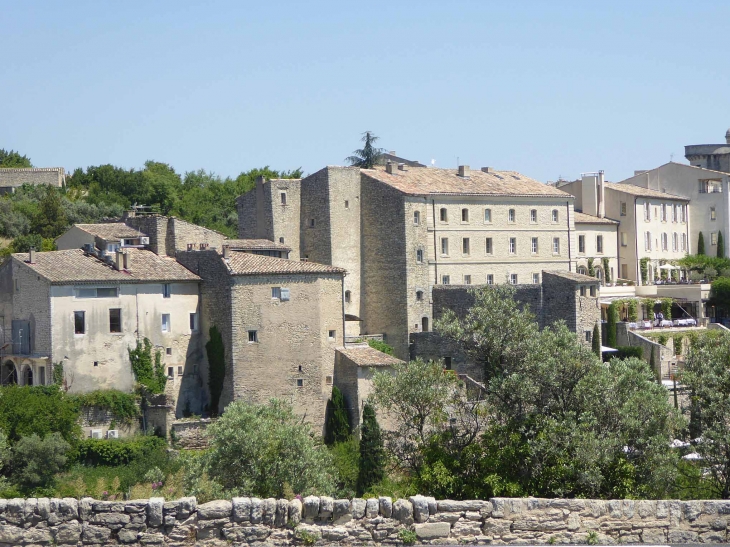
[685,129,730,173]
[0,167,65,193]
[238,163,578,359]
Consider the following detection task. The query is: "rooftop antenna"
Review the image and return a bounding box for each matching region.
[431,159,436,167]
[670,153,674,162]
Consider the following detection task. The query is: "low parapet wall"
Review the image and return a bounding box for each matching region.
[0,495,728,545]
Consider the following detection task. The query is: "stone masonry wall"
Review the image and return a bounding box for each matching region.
[0,167,65,188]
[0,495,728,546]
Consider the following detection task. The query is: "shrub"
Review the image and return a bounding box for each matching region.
[12,433,70,490]
[366,338,394,356]
[0,385,81,444]
[324,386,350,445]
[70,435,166,466]
[615,346,643,360]
[329,436,360,498]
[70,390,139,424]
[205,399,337,498]
[591,323,601,358]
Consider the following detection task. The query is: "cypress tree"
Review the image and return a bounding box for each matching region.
[698,232,706,256]
[607,302,618,348]
[205,326,226,416]
[324,386,351,445]
[718,231,725,259]
[592,323,602,359]
[357,403,385,495]
[650,346,660,383]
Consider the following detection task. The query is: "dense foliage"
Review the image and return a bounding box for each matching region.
[357,403,386,495]
[345,132,385,169]
[128,338,166,394]
[366,338,395,355]
[204,399,337,498]
[71,436,166,466]
[0,385,81,444]
[205,326,226,416]
[12,433,70,490]
[70,390,139,424]
[0,149,32,168]
[324,386,351,445]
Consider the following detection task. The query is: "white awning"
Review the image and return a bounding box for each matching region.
[601,345,619,353]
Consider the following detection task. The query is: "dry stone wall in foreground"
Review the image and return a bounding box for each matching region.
[0,495,728,546]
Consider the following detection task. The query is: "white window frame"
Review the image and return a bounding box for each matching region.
[486,274,494,285]
[440,237,449,256]
[509,273,518,285]
[531,237,538,254]
[530,209,537,223]
[552,209,559,223]
[484,208,492,223]
[552,237,560,254]
[485,238,493,255]
[509,237,516,254]
[508,209,515,223]
[161,313,171,333]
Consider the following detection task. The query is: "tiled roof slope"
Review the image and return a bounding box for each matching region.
[225,252,345,276]
[605,182,689,201]
[74,223,145,240]
[338,345,404,367]
[573,212,619,225]
[225,239,292,251]
[13,248,200,284]
[361,166,571,197]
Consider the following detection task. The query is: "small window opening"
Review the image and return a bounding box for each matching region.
[248,330,258,343]
[439,208,448,222]
[166,347,172,355]
[298,365,303,372]
[344,200,349,209]
[297,378,304,387]
[280,192,287,205]
[416,290,423,301]
[461,208,469,222]
[93,361,99,367]
[167,367,174,378]
[328,330,336,340]
[109,308,122,333]
[177,365,183,376]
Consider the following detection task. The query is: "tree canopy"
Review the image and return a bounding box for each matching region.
[346,132,385,169]
[0,149,32,168]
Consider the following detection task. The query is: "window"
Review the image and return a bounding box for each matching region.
[422,317,429,331]
[552,237,560,254]
[485,238,493,255]
[309,218,315,228]
[462,238,470,255]
[509,237,516,254]
[621,232,627,247]
[662,233,668,251]
[440,237,449,256]
[272,287,281,299]
[577,267,587,275]
[580,285,586,296]
[486,274,494,285]
[74,311,85,334]
[672,205,677,222]
[442,275,450,285]
[672,233,678,252]
[93,361,98,367]
[532,273,539,284]
[644,202,651,221]
[38,367,45,386]
[280,192,287,205]
[682,233,687,251]
[681,205,686,223]
[280,288,290,301]
[654,206,658,220]
[166,347,172,355]
[645,231,652,251]
[109,309,122,333]
[344,290,351,303]
[484,209,492,223]
[711,207,717,221]
[461,208,469,222]
[248,330,258,343]
[661,203,667,222]
[440,208,448,222]
[297,379,304,387]
[163,284,171,298]
[578,235,585,254]
[464,275,472,285]
[530,209,537,223]
[161,314,170,333]
[711,232,718,245]
[443,357,452,370]
[178,366,183,376]
[552,209,559,223]
[590,286,597,297]
[620,202,627,216]
[416,290,423,301]
[344,200,349,209]
[190,312,199,331]
[596,235,603,254]
[700,180,722,193]
[531,237,538,254]
[14,279,19,293]
[413,211,420,225]
[509,273,518,285]
[279,237,285,243]
[328,330,336,340]
[76,287,119,298]
[508,209,516,223]
[167,367,174,378]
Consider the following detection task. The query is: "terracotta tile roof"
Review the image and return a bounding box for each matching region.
[224,239,292,251]
[604,182,689,201]
[73,223,146,241]
[337,345,404,367]
[361,166,571,197]
[13,248,200,284]
[225,252,345,276]
[573,212,619,225]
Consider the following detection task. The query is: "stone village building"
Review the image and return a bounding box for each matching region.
[0,167,65,194]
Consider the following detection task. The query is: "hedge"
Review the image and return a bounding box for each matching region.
[70,435,166,466]
[615,346,643,360]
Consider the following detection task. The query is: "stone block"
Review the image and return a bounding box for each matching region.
[232,497,251,522]
[288,498,302,526]
[36,498,50,520]
[302,496,319,521]
[123,501,147,514]
[0,525,24,544]
[366,498,379,518]
[438,500,468,513]
[379,496,393,518]
[323,526,350,541]
[431,512,461,524]
[117,528,139,544]
[147,497,164,527]
[452,520,482,536]
[393,499,414,524]
[79,498,94,522]
[641,528,666,543]
[351,498,366,519]
[415,521,451,539]
[319,496,334,520]
[23,527,53,543]
[250,497,263,523]
[668,529,698,543]
[409,495,430,523]
[482,518,512,536]
[636,500,655,519]
[90,511,130,528]
[197,499,231,520]
[701,530,727,543]
[262,497,276,525]
[178,496,196,519]
[81,524,111,544]
[333,499,352,524]
[54,521,81,544]
[683,501,702,522]
[138,531,165,544]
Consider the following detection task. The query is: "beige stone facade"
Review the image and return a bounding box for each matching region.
[0,167,65,193]
[574,212,619,283]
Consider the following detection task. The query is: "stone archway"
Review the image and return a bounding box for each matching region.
[23,365,33,386]
[2,361,17,385]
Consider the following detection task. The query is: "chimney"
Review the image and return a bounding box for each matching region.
[222,245,230,259]
[398,163,406,171]
[481,167,492,173]
[115,250,123,271]
[123,252,131,270]
[28,247,36,264]
[385,162,395,174]
[597,170,605,218]
[458,165,470,177]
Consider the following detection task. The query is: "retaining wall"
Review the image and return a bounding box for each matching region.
[0,495,728,546]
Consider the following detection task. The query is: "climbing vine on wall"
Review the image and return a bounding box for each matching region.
[602,258,611,284]
[640,257,650,285]
[128,338,166,394]
[587,257,595,277]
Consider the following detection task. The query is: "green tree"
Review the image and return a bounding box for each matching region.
[357,403,386,495]
[205,326,226,416]
[710,277,730,315]
[606,301,618,348]
[31,186,68,238]
[324,386,351,445]
[204,399,337,497]
[0,149,32,168]
[680,330,730,498]
[128,338,166,394]
[143,160,181,215]
[0,385,81,444]
[592,323,602,358]
[346,132,385,168]
[602,257,611,284]
[12,432,70,490]
[718,230,725,259]
[698,232,706,255]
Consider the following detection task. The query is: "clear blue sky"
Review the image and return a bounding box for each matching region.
[2,1,729,182]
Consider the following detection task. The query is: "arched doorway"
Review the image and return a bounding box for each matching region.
[421,317,429,332]
[2,361,17,385]
[23,365,33,386]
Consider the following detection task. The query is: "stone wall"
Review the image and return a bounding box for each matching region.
[0,167,65,189]
[0,495,727,546]
[170,419,211,449]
